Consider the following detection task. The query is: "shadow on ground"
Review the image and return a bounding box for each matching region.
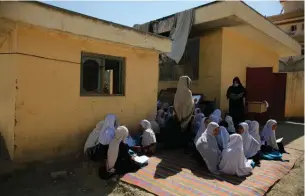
[276,122,304,150]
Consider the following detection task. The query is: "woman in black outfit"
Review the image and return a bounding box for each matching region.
[226,77,247,128]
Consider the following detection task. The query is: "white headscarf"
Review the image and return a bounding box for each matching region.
[156,109,166,127]
[98,114,118,145]
[84,120,104,152]
[216,126,230,150]
[195,122,221,174]
[194,117,207,144]
[249,121,261,150]
[219,134,253,177]
[107,126,129,171]
[174,76,194,129]
[239,122,260,158]
[245,120,252,125]
[260,119,278,150]
[140,120,157,146]
[225,116,235,133]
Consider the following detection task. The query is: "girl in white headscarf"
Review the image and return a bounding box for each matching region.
[84,120,104,153]
[260,120,278,149]
[105,126,138,176]
[156,109,166,128]
[174,76,194,130]
[260,119,286,154]
[219,134,253,177]
[216,126,230,151]
[225,115,236,134]
[210,109,222,123]
[194,117,211,144]
[249,121,261,150]
[195,122,221,174]
[238,123,261,165]
[133,120,157,155]
[85,115,118,161]
[98,114,118,145]
[193,113,204,134]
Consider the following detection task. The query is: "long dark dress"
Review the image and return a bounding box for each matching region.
[162,115,192,149]
[114,142,139,174]
[226,85,247,127]
[86,143,108,162]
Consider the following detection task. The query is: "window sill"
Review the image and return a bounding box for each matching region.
[80,93,125,97]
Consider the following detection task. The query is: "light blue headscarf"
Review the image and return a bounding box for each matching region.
[216,126,230,150]
[193,113,204,134]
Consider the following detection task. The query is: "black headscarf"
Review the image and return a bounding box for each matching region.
[226,77,246,100]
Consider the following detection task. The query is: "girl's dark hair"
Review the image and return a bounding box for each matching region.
[219,120,228,129]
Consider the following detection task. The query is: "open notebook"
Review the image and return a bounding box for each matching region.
[276,137,283,143]
[134,155,149,165]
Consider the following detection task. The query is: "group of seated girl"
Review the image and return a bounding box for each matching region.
[193,111,286,176]
[84,75,287,179]
[83,114,157,179]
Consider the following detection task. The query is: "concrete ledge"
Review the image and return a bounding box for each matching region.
[0,1,172,53]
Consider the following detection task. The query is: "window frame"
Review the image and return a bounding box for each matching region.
[80,52,126,97]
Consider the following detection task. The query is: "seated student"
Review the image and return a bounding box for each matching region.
[225,115,236,134]
[161,102,170,113]
[209,109,222,123]
[167,106,174,117]
[260,119,287,154]
[249,121,261,151]
[84,120,104,154]
[132,120,157,155]
[219,134,253,177]
[195,122,221,174]
[156,109,166,129]
[85,114,119,161]
[216,124,230,151]
[100,126,139,179]
[147,111,160,135]
[192,111,205,135]
[194,117,211,144]
[238,123,261,165]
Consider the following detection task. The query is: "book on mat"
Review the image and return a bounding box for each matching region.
[134,155,149,164]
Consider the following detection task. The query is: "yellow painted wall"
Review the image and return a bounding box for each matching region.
[0,55,16,160]
[285,71,304,118]
[13,24,159,162]
[0,32,16,160]
[220,27,279,112]
[158,29,223,106]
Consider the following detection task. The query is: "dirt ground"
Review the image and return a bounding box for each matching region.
[0,121,303,196]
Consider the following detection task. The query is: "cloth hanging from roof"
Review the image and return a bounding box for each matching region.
[167,9,194,64]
